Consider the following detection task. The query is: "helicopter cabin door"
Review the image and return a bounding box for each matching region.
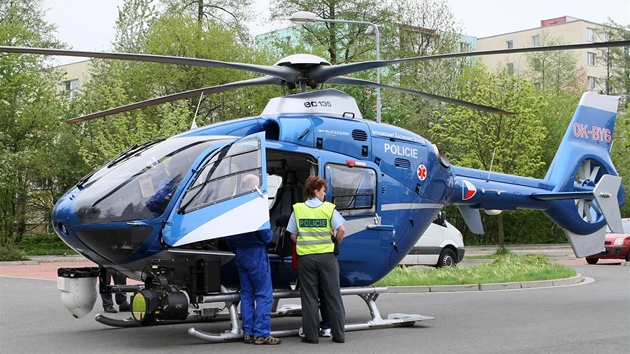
[324,161,395,261]
[162,132,269,247]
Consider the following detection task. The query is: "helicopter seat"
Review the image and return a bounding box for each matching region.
[269,171,302,220]
[268,171,301,255]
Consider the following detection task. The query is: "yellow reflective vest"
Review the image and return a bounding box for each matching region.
[293,201,336,256]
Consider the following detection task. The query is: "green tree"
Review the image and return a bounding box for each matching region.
[162,0,254,42]
[269,0,465,123]
[594,21,630,217]
[269,0,393,120]
[523,30,580,96]
[383,0,464,135]
[113,0,157,52]
[270,0,391,65]
[521,31,582,173]
[73,3,275,167]
[598,20,630,98]
[610,104,630,218]
[430,66,547,249]
[0,0,68,244]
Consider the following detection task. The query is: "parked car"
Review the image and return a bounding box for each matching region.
[399,212,465,267]
[585,218,630,264]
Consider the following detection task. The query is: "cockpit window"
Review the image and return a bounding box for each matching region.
[74,137,231,224]
[179,136,262,213]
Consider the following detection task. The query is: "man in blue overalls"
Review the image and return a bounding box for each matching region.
[226,173,281,345]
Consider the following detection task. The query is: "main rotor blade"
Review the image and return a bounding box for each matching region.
[313,40,630,82]
[326,77,512,115]
[67,76,279,124]
[0,46,299,82]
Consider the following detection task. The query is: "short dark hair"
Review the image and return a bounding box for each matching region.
[304,176,327,200]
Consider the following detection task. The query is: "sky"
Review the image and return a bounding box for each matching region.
[43,0,630,63]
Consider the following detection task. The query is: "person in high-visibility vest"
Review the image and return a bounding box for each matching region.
[287,176,346,344]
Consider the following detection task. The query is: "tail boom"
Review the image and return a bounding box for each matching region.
[445,92,623,258]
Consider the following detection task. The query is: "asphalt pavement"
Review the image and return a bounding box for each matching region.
[1,244,626,294]
[1,261,628,353]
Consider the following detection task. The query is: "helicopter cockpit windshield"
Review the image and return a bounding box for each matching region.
[74,136,232,224]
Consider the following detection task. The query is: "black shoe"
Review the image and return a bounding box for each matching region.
[118,302,131,312]
[103,306,117,313]
[332,337,345,343]
[301,338,318,344]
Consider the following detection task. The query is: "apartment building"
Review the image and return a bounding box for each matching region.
[477,16,610,92]
[57,59,91,99]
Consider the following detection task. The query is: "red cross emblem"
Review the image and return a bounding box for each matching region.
[417,164,427,180]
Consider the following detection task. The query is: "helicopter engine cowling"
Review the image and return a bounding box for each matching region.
[57,267,100,318]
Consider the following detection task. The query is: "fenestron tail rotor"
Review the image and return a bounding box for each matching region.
[574,158,603,223]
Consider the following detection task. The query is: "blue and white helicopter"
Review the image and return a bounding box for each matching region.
[1,41,627,342]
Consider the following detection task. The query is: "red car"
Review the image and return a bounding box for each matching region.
[585,218,630,264]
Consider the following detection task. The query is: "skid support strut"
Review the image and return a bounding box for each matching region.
[188,286,433,343]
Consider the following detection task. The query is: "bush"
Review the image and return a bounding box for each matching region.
[0,243,28,261]
[20,233,76,256]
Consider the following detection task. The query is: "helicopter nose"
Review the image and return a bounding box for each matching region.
[51,192,77,234]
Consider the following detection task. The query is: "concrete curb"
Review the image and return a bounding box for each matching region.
[387,274,583,293]
[0,255,89,265]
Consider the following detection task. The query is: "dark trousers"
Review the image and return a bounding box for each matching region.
[298,252,345,341]
[101,270,127,308]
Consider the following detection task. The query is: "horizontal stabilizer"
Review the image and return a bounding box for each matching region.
[533,175,623,233]
[531,192,594,201]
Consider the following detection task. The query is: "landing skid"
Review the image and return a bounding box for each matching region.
[94,313,220,327]
[95,314,141,327]
[189,286,433,343]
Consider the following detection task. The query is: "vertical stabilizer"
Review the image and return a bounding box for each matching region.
[543,92,623,257]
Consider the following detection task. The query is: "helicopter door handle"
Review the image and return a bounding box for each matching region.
[127,221,148,227]
[254,186,264,198]
[366,224,395,231]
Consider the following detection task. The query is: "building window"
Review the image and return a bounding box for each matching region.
[587,76,596,90]
[507,62,514,75]
[587,52,596,66]
[532,35,540,47]
[506,40,513,49]
[62,79,79,99]
[459,41,471,52]
[587,28,595,42]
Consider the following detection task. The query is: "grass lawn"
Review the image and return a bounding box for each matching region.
[375,254,576,286]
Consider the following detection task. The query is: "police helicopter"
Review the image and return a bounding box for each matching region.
[1,37,627,342]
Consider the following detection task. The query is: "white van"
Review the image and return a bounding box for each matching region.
[400,212,465,267]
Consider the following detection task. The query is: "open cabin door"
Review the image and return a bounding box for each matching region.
[162,132,269,247]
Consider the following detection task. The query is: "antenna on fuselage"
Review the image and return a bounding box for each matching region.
[191,92,204,129]
[487,147,497,182]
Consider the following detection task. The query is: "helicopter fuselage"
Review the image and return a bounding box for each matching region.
[51,89,623,294]
[52,89,451,290]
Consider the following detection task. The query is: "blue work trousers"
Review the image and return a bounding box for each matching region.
[235,246,273,337]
